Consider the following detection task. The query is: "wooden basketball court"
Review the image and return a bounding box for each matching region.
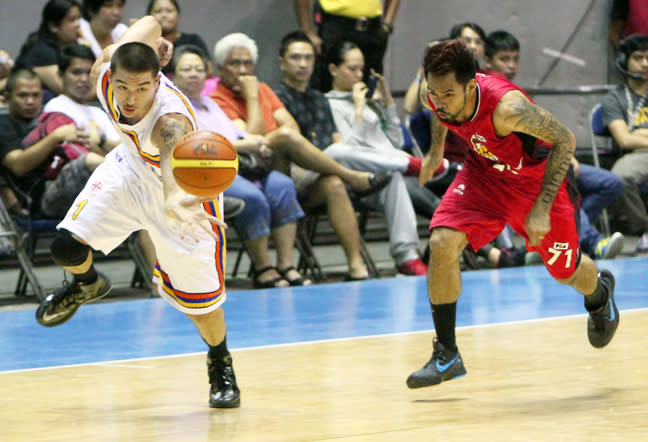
[1,257,647,441]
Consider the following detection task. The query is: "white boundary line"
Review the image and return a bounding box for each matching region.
[2,307,646,375]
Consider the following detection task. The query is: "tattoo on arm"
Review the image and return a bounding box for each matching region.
[505,96,575,208]
[157,115,192,151]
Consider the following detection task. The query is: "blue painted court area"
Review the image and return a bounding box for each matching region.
[1,256,646,372]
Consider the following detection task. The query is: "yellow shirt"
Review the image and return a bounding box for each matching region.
[319,0,382,19]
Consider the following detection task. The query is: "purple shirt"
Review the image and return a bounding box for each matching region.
[192,96,247,143]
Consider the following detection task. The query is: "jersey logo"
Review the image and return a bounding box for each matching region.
[453,183,466,195]
[492,158,523,175]
[470,134,498,162]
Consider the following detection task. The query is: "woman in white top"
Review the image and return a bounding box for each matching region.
[79,0,128,58]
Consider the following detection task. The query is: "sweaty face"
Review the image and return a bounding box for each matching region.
[330,48,364,92]
[218,46,255,94]
[486,50,520,81]
[458,27,485,64]
[426,72,471,123]
[111,69,159,124]
[627,50,648,80]
[173,53,207,98]
[8,78,43,121]
[150,0,179,34]
[62,57,93,103]
[280,41,315,84]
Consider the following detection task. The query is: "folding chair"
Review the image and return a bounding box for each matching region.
[0,174,57,301]
[587,104,612,236]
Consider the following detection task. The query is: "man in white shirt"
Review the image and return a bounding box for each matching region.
[44,43,120,154]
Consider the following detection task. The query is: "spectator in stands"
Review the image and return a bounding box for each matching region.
[0,49,15,108]
[482,30,625,260]
[608,0,648,50]
[209,33,391,207]
[602,33,648,252]
[79,0,128,58]
[0,68,103,220]
[15,0,83,100]
[322,39,432,275]
[449,22,486,71]
[146,0,213,75]
[44,43,120,153]
[171,44,313,287]
[294,0,401,92]
[483,30,520,81]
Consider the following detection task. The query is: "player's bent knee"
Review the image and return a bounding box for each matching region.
[429,228,467,257]
[51,229,91,267]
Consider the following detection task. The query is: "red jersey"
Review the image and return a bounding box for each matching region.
[428,74,552,182]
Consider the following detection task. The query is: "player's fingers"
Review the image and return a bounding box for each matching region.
[202,213,228,229]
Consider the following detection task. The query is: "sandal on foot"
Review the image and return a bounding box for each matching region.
[253,266,286,289]
[277,266,311,286]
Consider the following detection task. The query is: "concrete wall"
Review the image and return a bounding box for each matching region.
[1,0,613,147]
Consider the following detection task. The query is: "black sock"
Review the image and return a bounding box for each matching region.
[584,276,608,311]
[72,266,98,285]
[431,302,457,353]
[206,335,230,363]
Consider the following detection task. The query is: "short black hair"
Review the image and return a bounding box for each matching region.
[171,44,208,73]
[620,34,648,60]
[449,22,486,42]
[5,68,41,94]
[111,42,160,76]
[58,43,96,72]
[82,0,126,19]
[423,39,476,86]
[485,30,520,58]
[279,30,314,57]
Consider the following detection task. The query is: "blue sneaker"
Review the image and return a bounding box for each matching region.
[594,232,624,259]
[407,338,466,388]
[586,270,619,348]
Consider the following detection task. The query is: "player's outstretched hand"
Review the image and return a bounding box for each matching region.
[525,205,551,246]
[164,193,227,242]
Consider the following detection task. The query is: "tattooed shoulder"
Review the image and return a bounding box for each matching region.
[497,92,570,144]
[154,114,193,150]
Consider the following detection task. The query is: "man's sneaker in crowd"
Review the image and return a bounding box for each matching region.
[594,232,624,259]
[636,232,648,253]
[407,338,467,388]
[586,270,619,348]
[397,258,427,276]
[207,354,241,408]
[35,273,112,327]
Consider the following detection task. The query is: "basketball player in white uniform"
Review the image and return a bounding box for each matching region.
[35,16,240,408]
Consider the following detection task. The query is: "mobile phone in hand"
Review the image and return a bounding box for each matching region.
[365,75,378,98]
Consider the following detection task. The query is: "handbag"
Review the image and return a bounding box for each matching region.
[237,151,271,181]
[21,112,90,180]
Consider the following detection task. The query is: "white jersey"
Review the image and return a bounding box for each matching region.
[96,65,198,177]
[57,65,225,315]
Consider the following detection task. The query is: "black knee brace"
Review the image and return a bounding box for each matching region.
[50,230,91,267]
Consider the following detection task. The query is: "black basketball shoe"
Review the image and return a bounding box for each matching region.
[587,270,619,348]
[406,338,467,389]
[207,354,240,408]
[36,273,112,327]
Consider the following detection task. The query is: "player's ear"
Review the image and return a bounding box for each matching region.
[466,78,477,93]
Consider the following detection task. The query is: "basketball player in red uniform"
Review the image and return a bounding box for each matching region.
[407,40,619,388]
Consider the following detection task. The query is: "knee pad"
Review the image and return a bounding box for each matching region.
[50,230,90,267]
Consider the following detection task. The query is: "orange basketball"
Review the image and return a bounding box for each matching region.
[171,130,239,197]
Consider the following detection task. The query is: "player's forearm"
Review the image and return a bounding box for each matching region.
[428,113,447,163]
[536,135,575,211]
[116,16,161,50]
